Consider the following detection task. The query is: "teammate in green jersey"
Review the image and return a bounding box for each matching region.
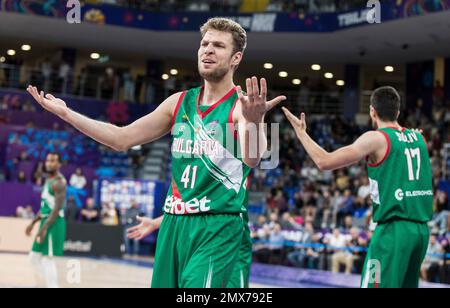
[27,17,285,288]
[283,86,433,288]
[26,152,67,288]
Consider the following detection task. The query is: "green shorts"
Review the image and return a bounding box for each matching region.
[152,213,244,288]
[227,214,252,288]
[361,219,429,288]
[31,217,66,257]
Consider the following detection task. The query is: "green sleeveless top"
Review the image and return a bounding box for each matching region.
[367,127,433,223]
[165,86,251,215]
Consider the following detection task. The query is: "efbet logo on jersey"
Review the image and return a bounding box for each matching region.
[164,195,212,214]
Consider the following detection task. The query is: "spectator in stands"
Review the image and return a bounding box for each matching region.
[33,162,45,186]
[324,228,352,274]
[122,200,142,255]
[16,205,35,219]
[58,61,71,95]
[347,227,367,274]
[101,202,119,226]
[70,168,87,190]
[430,191,449,235]
[268,223,285,264]
[41,58,52,93]
[80,198,99,223]
[267,211,280,230]
[421,234,444,282]
[17,171,27,183]
[123,72,136,102]
[317,190,332,228]
[287,221,315,268]
[439,238,450,284]
[76,68,88,97]
[337,189,354,227]
[432,80,444,107]
[280,212,302,230]
[65,195,79,222]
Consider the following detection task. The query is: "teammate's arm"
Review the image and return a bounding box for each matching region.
[127,216,164,240]
[26,86,181,152]
[35,176,66,244]
[25,212,42,236]
[282,107,386,171]
[234,77,286,168]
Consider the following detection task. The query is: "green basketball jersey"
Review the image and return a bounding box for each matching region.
[40,177,65,218]
[367,127,433,223]
[165,86,251,215]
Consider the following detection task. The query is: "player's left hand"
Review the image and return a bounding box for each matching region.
[282,107,307,136]
[36,227,47,244]
[237,77,286,124]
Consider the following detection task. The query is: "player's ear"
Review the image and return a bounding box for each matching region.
[369,105,376,118]
[231,51,243,67]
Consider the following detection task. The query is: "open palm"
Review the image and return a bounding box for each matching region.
[127,216,158,240]
[27,86,69,119]
[237,77,286,124]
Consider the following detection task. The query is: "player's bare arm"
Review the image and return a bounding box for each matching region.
[234,77,286,168]
[282,107,387,171]
[36,176,66,244]
[127,216,164,240]
[26,86,182,152]
[25,212,42,237]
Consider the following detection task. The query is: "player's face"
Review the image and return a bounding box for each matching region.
[45,154,61,174]
[198,30,240,82]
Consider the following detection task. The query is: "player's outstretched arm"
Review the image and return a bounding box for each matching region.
[35,176,66,244]
[282,107,386,171]
[127,216,164,240]
[27,86,182,152]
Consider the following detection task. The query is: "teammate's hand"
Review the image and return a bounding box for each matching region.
[25,224,34,237]
[237,77,286,124]
[282,107,307,136]
[36,227,48,244]
[26,86,69,119]
[127,216,158,240]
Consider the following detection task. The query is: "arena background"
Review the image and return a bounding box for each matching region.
[0,0,449,288]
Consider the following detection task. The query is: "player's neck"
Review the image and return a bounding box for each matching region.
[377,121,401,130]
[201,79,235,106]
[48,171,60,179]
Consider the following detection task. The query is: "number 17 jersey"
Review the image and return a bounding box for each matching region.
[367,127,433,223]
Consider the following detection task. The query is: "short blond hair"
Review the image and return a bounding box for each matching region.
[200,17,247,54]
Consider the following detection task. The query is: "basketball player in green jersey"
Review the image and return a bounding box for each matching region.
[26,152,67,288]
[283,86,433,288]
[27,18,286,288]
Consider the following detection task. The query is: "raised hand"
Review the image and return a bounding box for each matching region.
[26,86,69,119]
[127,216,158,240]
[237,77,286,124]
[282,107,307,137]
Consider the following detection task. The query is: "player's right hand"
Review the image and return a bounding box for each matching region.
[26,86,69,119]
[25,224,33,237]
[127,216,158,240]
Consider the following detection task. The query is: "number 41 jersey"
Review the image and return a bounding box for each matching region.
[367,127,433,224]
[164,86,251,215]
